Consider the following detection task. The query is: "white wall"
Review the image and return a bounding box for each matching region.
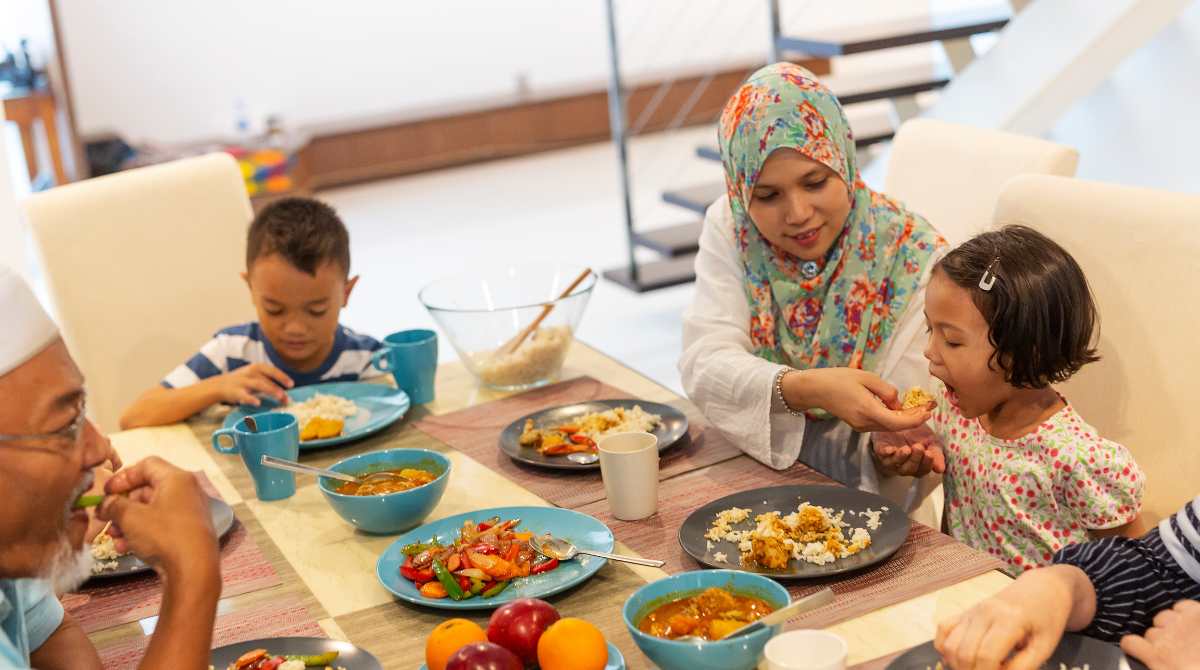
[55,0,980,145]
[0,111,29,276]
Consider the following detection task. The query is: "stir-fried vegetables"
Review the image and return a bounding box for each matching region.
[399,516,560,600]
[225,649,343,670]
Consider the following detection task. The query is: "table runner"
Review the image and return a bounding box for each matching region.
[95,593,325,670]
[413,376,744,508]
[850,649,907,670]
[577,456,1005,630]
[64,474,282,633]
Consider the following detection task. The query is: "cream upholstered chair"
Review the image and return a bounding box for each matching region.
[25,153,255,432]
[885,118,1079,246]
[995,175,1200,526]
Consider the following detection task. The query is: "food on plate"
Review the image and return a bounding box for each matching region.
[536,617,607,670]
[333,467,438,496]
[518,405,661,456]
[473,326,572,388]
[487,598,561,666]
[283,393,358,441]
[637,587,775,641]
[426,619,488,670]
[901,386,935,410]
[90,526,125,573]
[221,649,344,670]
[705,502,873,569]
[399,516,561,600]
[445,642,522,670]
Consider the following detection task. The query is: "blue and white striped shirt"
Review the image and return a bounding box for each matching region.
[162,322,383,389]
[1054,496,1200,640]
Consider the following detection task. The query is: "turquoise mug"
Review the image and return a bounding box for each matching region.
[370,329,437,404]
[211,413,299,501]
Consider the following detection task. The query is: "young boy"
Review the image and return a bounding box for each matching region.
[120,197,382,429]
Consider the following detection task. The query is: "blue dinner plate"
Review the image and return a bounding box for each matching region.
[222,382,410,450]
[418,642,625,670]
[377,506,614,611]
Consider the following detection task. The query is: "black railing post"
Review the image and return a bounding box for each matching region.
[604,0,639,284]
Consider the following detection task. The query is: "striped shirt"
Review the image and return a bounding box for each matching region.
[1053,496,1200,641]
[162,322,383,389]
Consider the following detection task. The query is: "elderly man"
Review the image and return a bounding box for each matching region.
[0,265,220,669]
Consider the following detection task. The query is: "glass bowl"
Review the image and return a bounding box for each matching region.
[419,264,596,391]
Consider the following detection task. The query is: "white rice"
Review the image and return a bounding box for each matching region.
[861,508,883,531]
[283,393,358,427]
[90,531,122,573]
[712,551,728,563]
[474,325,572,387]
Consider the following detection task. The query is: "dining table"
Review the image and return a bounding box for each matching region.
[83,340,1013,669]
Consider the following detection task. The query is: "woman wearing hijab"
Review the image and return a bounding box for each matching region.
[680,63,946,514]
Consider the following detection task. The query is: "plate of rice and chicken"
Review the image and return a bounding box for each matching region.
[221,382,410,450]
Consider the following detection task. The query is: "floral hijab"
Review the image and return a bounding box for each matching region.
[719,63,943,410]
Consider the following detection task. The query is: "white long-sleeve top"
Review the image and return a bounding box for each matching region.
[680,195,943,515]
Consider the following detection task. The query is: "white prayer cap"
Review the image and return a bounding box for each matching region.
[0,264,59,378]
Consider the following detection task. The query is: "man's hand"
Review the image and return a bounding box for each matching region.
[872,425,945,477]
[97,457,218,576]
[206,363,293,407]
[782,368,931,433]
[935,566,1080,670]
[1121,600,1200,670]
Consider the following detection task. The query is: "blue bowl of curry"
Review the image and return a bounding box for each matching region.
[623,570,790,670]
[318,448,451,534]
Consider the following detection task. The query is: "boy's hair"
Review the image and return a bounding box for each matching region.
[935,224,1099,388]
[246,197,350,275]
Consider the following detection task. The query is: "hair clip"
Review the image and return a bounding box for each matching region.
[978,257,1000,292]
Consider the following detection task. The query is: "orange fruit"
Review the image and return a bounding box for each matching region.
[426,618,487,670]
[536,617,607,670]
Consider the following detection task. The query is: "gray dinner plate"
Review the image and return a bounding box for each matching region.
[87,496,235,581]
[210,637,381,669]
[886,634,1149,669]
[679,484,910,579]
[498,399,689,471]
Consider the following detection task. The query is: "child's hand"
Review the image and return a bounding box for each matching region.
[871,426,945,477]
[1122,600,1200,670]
[935,566,1078,670]
[208,363,293,406]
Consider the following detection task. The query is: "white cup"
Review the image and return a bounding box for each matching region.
[761,630,848,670]
[597,431,659,520]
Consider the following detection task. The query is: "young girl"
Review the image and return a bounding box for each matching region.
[875,225,1145,575]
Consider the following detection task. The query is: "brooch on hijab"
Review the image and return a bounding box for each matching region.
[800,260,821,279]
[978,257,1001,291]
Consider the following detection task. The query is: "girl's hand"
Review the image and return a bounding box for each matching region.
[1121,600,1200,670]
[871,426,946,477]
[935,566,1080,670]
[782,368,931,433]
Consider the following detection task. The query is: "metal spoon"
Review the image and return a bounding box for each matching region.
[531,532,665,568]
[244,415,258,433]
[259,455,406,485]
[566,452,599,465]
[675,587,836,643]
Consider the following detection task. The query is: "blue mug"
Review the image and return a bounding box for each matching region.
[211,412,299,501]
[370,329,437,404]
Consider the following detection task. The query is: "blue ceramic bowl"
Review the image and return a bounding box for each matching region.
[318,449,450,534]
[623,570,790,670]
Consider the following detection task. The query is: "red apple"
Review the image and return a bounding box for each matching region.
[445,642,522,670]
[487,598,561,664]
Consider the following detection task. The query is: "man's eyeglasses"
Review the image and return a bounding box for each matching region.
[0,399,88,451]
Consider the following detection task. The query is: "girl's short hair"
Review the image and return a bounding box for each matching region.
[935,225,1100,388]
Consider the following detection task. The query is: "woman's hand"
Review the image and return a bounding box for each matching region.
[935,566,1082,670]
[781,368,930,432]
[871,426,946,477]
[1121,600,1200,670]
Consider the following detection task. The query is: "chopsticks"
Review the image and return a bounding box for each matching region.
[499,267,593,355]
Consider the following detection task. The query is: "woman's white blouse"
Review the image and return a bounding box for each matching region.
[679,195,943,514]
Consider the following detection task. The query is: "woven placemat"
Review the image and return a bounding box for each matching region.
[413,376,744,508]
[63,472,282,633]
[95,593,325,670]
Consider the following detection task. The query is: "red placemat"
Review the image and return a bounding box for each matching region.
[577,456,1006,629]
[63,472,281,634]
[414,376,745,508]
[95,594,325,670]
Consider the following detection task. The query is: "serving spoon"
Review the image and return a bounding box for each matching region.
[531,532,665,568]
[260,455,407,486]
[675,587,835,643]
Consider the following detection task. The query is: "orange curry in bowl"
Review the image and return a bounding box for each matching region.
[333,468,438,496]
[638,587,775,641]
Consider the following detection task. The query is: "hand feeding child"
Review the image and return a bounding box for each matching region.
[873,225,1145,575]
